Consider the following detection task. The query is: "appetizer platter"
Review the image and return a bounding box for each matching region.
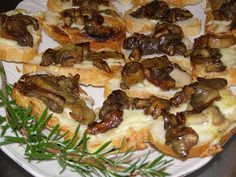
[1,0,236,176]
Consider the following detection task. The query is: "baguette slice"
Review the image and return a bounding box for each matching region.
[123,3,201,36]
[149,89,236,158]
[43,7,126,51]
[11,74,95,140]
[120,0,202,7]
[22,43,125,87]
[205,0,236,37]
[190,35,236,86]
[0,9,43,63]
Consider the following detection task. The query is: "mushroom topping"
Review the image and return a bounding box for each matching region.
[141,55,172,69]
[99,90,130,120]
[130,0,193,23]
[170,77,227,112]
[163,112,198,158]
[84,12,115,41]
[86,90,130,134]
[92,59,111,73]
[72,0,110,7]
[153,23,184,38]
[162,8,193,23]
[212,0,236,30]
[130,0,169,19]
[145,96,170,119]
[213,0,236,21]
[123,33,160,55]
[0,13,39,47]
[145,67,175,90]
[190,78,227,112]
[132,96,170,119]
[123,23,186,56]
[170,85,195,107]
[163,112,185,130]
[68,100,96,125]
[88,51,124,60]
[15,74,95,125]
[41,43,89,67]
[208,35,235,49]
[166,126,198,158]
[121,61,145,87]
[86,111,123,135]
[143,56,175,90]
[190,35,227,73]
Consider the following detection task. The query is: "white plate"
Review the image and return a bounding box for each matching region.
[0,0,213,176]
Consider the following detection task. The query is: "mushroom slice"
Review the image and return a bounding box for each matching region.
[16,81,65,113]
[92,59,111,73]
[190,78,227,112]
[68,100,96,125]
[145,96,170,119]
[144,68,175,90]
[99,90,130,120]
[153,23,184,39]
[89,51,124,60]
[141,55,171,69]
[121,61,145,87]
[170,85,195,107]
[162,8,193,23]
[86,110,123,135]
[166,126,198,158]
[163,112,185,130]
[208,35,236,49]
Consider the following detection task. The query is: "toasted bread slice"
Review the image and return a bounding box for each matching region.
[120,0,202,7]
[205,0,236,37]
[11,74,95,140]
[0,9,43,63]
[43,7,126,51]
[149,89,236,158]
[22,43,125,87]
[190,35,236,86]
[123,3,201,36]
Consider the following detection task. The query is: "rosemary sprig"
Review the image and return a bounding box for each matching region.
[0,62,173,177]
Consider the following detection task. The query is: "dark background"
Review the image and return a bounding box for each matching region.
[0,0,236,177]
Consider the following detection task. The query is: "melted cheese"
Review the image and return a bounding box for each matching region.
[214,90,236,122]
[220,45,236,67]
[88,109,154,143]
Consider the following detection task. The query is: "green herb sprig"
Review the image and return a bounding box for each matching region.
[0,61,173,177]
